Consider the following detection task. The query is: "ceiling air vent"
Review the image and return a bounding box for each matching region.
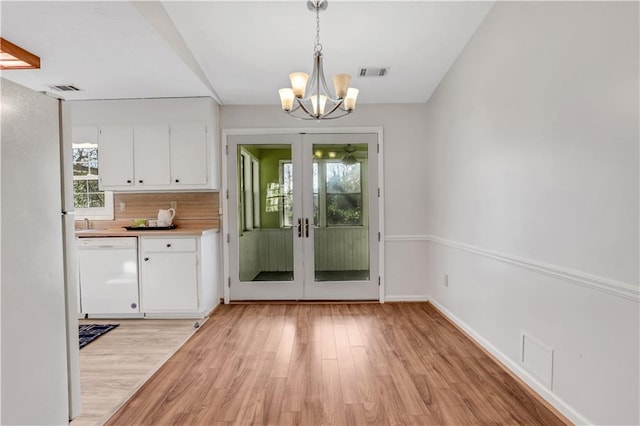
[49,84,82,92]
[359,67,389,77]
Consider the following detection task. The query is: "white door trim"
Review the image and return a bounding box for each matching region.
[221,127,385,304]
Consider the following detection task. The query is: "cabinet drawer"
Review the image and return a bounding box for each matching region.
[141,237,196,253]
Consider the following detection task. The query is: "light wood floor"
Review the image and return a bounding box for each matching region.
[106,303,568,425]
[71,318,200,425]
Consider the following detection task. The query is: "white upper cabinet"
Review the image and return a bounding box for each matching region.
[98,122,212,191]
[74,98,219,192]
[170,123,208,186]
[99,126,134,188]
[134,125,171,186]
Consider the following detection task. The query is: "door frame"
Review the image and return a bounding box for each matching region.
[221,127,385,304]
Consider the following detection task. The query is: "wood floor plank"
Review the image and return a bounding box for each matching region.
[350,346,389,424]
[386,353,431,416]
[106,303,570,426]
[271,322,296,378]
[280,341,309,412]
[344,309,365,347]
[321,359,347,425]
[320,313,337,360]
[334,323,362,405]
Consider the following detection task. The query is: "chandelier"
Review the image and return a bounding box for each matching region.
[278,0,359,120]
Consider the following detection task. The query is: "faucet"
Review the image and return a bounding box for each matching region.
[84,218,90,230]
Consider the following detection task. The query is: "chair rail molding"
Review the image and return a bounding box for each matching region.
[383,234,639,302]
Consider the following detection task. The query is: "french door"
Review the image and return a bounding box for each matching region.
[227,133,379,300]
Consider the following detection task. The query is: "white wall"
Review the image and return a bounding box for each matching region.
[220,104,430,299]
[422,2,639,424]
[1,79,70,424]
[71,97,218,124]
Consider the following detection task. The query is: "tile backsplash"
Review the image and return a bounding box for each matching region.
[76,191,220,230]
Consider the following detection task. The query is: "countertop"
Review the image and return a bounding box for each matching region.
[75,227,219,238]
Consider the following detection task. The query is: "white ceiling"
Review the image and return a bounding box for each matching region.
[0,1,494,105]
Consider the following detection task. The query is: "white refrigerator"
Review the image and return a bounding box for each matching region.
[1,78,81,423]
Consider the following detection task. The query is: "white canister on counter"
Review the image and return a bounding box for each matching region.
[157,208,175,227]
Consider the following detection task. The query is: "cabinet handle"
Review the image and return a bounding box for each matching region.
[305,218,309,238]
[166,243,172,248]
[175,179,180,183]
[297,218,302,238]
[138,180,144,184]
[144,257,149,261]
[126,179,132,184]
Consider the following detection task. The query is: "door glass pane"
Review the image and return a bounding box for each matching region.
[312,143,370,282]
[238,145,294,282]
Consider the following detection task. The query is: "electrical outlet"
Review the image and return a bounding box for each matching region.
[443,274,449,287]
[119,201,126,212]
[170,201,177,210]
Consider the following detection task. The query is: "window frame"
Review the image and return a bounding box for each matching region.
[280,158,367,228]
[324,160,364,227]
[72,140,114,220]
[280,160,294,228]
[239,147,260,232]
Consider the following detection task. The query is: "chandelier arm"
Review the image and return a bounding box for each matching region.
[284,108,352,121]
[320,99,345,118]
[316,52,334,99]
[300,52,320,101]
[284,114,323,121]
[324,95,343,104]
[317,109,353,120]
[295,97,316,118]
[287,102,302,113]
[314,54,321,116]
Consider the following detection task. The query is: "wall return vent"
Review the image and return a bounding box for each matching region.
[359,67,390,77]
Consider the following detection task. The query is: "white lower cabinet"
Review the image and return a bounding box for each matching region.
[140,234,218,318]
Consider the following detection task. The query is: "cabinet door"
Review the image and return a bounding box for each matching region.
[134,125,171,186]
[98,126,134,188]
[170,123,208,186]
[141,251,198,312]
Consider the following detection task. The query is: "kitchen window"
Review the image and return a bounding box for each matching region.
[73,142,113,220]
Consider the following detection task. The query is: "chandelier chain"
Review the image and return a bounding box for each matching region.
[314,3,322,53]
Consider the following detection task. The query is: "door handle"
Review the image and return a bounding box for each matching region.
[297,218,302,238]
[305,218,309,238]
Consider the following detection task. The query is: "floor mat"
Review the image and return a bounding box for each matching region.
[79,324,119,349]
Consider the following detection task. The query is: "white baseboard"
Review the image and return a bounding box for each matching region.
[428,298,590,425]
[384,295,429,302]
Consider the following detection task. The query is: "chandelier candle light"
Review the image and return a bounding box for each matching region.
[278,0,359,120]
